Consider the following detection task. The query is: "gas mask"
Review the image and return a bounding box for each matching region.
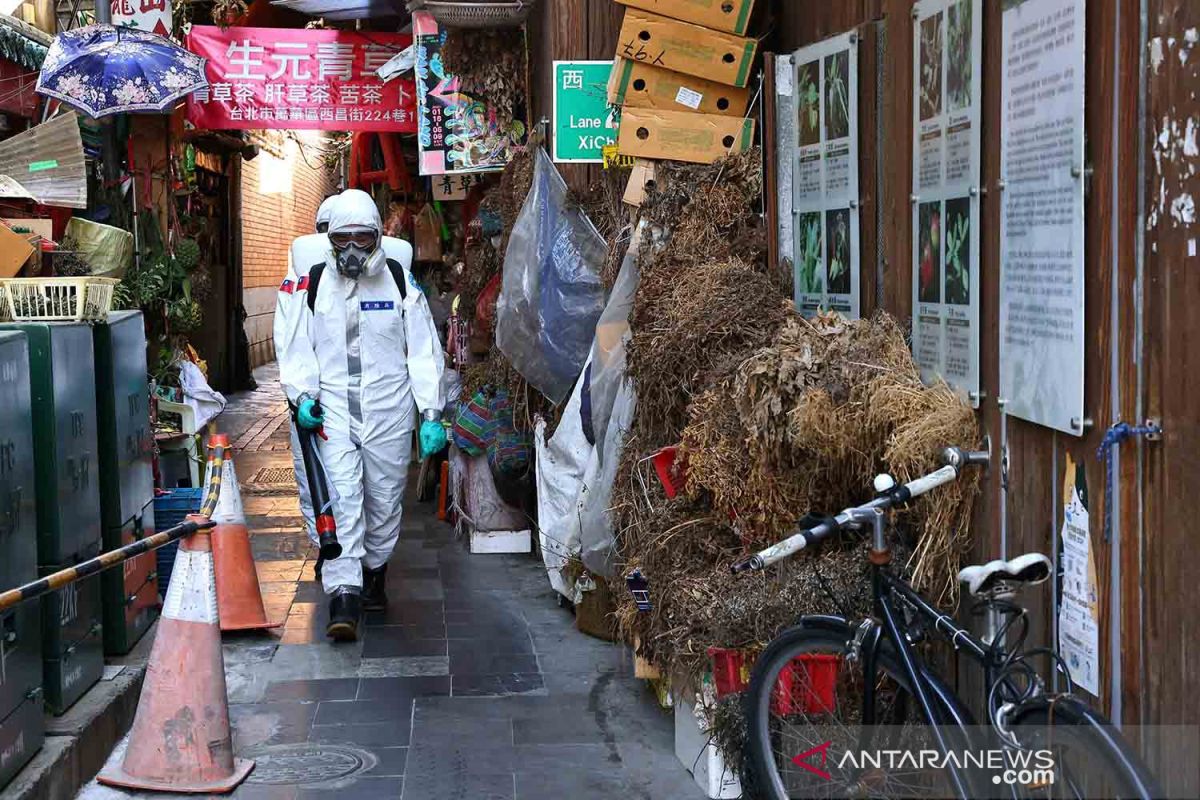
[330,230,379,280]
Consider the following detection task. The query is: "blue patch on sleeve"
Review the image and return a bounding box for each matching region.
[360,300,396,311]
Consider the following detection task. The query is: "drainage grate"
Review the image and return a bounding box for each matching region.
[250,467,296,484]
[245,743,375,786]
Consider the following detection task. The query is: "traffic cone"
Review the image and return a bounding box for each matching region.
[98,516,254,792]
[206,434,281,632]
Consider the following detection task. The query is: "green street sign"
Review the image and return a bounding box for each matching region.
[552,61,617,163]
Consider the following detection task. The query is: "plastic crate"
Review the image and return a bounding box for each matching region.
[0,277,118,321]
[152,488,204,595]
[707,647,756,698]
[652,446,688,498]
[771,653,841,716]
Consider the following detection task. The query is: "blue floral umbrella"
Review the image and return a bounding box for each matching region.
[36,25,208,119]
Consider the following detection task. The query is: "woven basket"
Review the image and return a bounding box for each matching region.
[0,276,118,321]
[408,0,534,28]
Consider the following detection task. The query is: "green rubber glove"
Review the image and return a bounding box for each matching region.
[297,397,324,430]
[419,419,447,458]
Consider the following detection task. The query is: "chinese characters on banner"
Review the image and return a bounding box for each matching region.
[185,26,416,132]
[791,32,860,319]
[111,0,171,36]
[413,12,527,176]
[999,0,1086,434]
[910,0,982,407]
[432,172,486,201]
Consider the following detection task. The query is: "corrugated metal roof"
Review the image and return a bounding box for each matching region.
[270,0,407,20]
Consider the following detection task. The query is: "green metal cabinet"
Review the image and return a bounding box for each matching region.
[0,322,102,565]
[0,331,44,790]
[39,570,102,715]
[92,311,154,530]
[0,331,36,600]
[101,502,159,656]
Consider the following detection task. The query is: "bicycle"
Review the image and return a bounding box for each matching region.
[731,446,1161,800]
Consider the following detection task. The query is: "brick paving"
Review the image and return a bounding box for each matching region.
[80,363,704,800]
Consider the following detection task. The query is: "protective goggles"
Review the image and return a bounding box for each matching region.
[329,231,379,250]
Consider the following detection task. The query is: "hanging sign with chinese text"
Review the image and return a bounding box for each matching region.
[185,26,416,132]
[791,31,860,319]
[413,12,527,176]
[910,0,982,407]
[111,0,172,36]
[431,172,486,201]
[552,61,616,163]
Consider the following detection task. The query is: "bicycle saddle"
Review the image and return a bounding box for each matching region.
[957,553,1052,596]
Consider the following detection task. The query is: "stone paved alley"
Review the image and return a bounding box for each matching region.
[80,364,704,800]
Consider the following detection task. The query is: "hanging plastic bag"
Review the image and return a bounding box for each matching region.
[587,220,643,450]
[497,147,608,403]
[579,378,637,578]
[414,203,443,262]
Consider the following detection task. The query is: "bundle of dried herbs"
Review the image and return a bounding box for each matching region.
[440,28,526,130]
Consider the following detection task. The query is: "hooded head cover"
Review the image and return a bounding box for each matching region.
[316,195,340,233]
[328,189,384,279]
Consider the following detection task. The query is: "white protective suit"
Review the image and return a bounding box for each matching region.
[277,194,341,545]
[275,190,444,593]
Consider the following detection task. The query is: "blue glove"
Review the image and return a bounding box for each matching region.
[419,419,447,458]
[297,397,324,430]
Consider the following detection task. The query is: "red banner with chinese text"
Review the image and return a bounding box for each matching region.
[185,26,416,132]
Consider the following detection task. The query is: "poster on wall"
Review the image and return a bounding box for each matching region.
[186,26,416,132]
[1059,455,1100,696]
[999,0,1086,435]
[774,55,796,280]
[413,12,527,176]
[910,0,982,406]
[791,32,860,319]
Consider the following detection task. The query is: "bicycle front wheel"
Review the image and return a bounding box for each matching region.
[744,622,957,799]
[1009,697,1162,800]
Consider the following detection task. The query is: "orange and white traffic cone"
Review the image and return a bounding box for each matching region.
[98,516,254,792]
[206,434,281,632]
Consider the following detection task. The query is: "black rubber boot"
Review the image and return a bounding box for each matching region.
[362,565,388,612]
[326,587,362,642]
[314,553,324,581]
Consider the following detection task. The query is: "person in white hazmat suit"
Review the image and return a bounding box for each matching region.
[277,194,341,572]
[275,189,446,641]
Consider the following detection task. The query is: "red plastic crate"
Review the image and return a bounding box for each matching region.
[771,654,841,715]
[652,446,688,498]
[707,647,756,697]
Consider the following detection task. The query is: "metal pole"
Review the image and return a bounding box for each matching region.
[95,0,110,23]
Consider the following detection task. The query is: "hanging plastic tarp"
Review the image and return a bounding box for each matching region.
[497,147,608,403]
[586,220,645,450]
[578,379,636,578]
[534,360,594,599]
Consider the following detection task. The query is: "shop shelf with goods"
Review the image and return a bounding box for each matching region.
[0,321,102,565]
[36,567,103,716]
[0,330,45,791]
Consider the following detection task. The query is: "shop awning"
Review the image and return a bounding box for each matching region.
[270,0,406,20]
[0,13,50,71]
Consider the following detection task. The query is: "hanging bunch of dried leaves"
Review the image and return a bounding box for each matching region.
[440,28,526,129]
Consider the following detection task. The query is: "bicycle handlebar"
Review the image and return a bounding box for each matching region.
[730,447,988,574]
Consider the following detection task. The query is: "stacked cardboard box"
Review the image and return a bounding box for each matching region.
[609,0,757,166]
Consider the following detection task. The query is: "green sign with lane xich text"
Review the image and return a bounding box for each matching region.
[552,60,617,163]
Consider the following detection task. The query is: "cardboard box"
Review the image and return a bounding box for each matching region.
[0,222,36,278]
[608,58,749,117]
[623,159,658,207]
[616,10,757,88]
[617,0,755,35]
[618,107,754,164]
